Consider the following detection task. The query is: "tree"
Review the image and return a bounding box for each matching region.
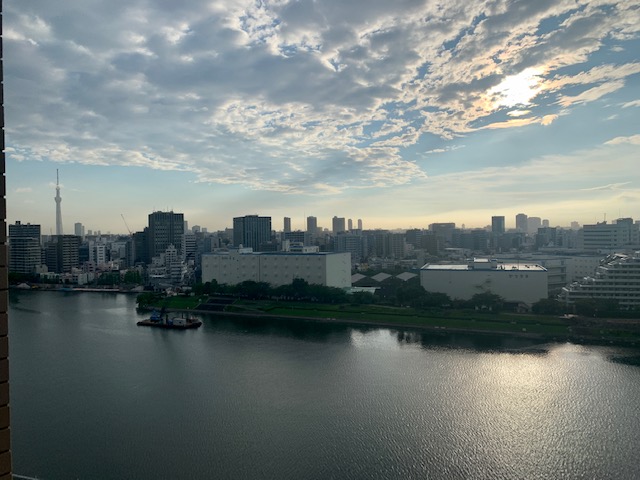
[532,298,564,315]
[468,292,504,312]
[123,270,142,284]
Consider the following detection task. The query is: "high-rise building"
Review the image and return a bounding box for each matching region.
[335,233,363,265]
[55,169,63,235]
[429,223,456,244]
[8,221,42,275]
[515,213,528,232]
[0,5,12,474]
[580,218,639,251]
[527,216,542,234]
[147,211,185,259]
[348,219,353,231]
[332,216,346,234]
[233,215,272,251]
[74,222,85,239]
[306,216,318,234]
[45,235,81,273]
[358,219,363,230]
[542,219,550,228]
[283,217,291,233]
[491,216,505,234]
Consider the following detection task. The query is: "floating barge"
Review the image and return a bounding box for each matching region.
[137,310,202,329]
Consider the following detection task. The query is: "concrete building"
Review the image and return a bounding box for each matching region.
[233,215,272,251]
[74,222,85,239]
[8,221,42,275]
[429,223,456,244]
[45,235,81,274]
[560,252,640,308]
[420,258,548,305]
[283,231,312,247]
[283,217,291,233]
[182,231,197,262]
[306,216,318,234]
[202,249,351,288]
[515,213,528,233]
[527,216,542,234]
[335,233,363,265]
[491,216,505,234]
[148,211,185,259]
[580,218,639,251]
[332,216,346,234]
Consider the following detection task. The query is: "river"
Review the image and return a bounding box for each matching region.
[8,290,640,479]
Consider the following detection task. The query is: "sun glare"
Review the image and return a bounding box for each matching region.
[489,67,544,108]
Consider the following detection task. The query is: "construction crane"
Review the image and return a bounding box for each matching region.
[121,214,132,235]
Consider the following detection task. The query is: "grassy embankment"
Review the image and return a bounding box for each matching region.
[148,295,640,344]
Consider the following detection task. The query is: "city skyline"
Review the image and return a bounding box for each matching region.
[4,1,640,234]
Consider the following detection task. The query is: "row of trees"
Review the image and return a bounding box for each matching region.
[145,276,637,318]
[190,277,507,312]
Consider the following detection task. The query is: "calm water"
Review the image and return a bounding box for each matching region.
[8,290,640,479]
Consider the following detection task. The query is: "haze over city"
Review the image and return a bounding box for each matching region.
[4,0,640,234]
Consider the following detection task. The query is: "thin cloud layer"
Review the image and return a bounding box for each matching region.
[4,0,640,198]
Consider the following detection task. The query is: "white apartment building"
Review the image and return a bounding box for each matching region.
[420,258,548,305]
[202,249,351,288]
[580,218,639,251]
[560,252,640,308]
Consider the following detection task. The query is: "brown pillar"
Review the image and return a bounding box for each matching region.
[0,1,12,478]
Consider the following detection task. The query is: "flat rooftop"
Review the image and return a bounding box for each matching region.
[421,263,546,272]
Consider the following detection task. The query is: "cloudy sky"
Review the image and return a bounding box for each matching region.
[4,0,640,234]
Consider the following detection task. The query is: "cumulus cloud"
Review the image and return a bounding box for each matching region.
[4,0,640,195]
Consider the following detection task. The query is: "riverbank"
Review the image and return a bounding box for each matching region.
[146,296,640,348]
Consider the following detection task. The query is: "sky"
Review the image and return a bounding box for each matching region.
[4,0,640,235]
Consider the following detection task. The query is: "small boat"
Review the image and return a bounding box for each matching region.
[137,310,202,329]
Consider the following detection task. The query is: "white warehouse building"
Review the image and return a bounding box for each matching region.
[202,248,351,288]
[420,258,548,305]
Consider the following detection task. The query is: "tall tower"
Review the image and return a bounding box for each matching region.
[55,169,63,235]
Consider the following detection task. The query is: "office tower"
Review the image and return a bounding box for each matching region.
[542,219,550,228]
[332,216,346,234]
[335,233,363,264]
[74,222,85,239]
[527,216,542,234]
[0,4,11,474]
[306,216,318,234]
[581,218,639,250]
[233,215,272,251]
[55,169,63,235]
[148,211,185,259]
[283,217,291,233]
[182,231,197,262]
[515,213,528,232]
[9,221,42,275]
[358,219,363,230]
[491,216,505,234]
[45,235,81,273]
[348,219,353,231]
[429,223,456,244]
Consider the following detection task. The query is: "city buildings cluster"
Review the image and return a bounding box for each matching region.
[7,179,640,307]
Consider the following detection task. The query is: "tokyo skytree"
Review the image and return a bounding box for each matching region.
[55,169,63,235]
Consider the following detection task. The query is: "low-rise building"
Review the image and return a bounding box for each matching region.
[560,252,640,308]
[420,258,548,305]
[202,249,351,288]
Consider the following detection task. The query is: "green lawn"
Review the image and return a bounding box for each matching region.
[140,296,640,342]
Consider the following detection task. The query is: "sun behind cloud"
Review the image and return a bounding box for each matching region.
[489,67,545,109]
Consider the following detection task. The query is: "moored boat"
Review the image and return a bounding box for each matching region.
[137,310,202,329]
